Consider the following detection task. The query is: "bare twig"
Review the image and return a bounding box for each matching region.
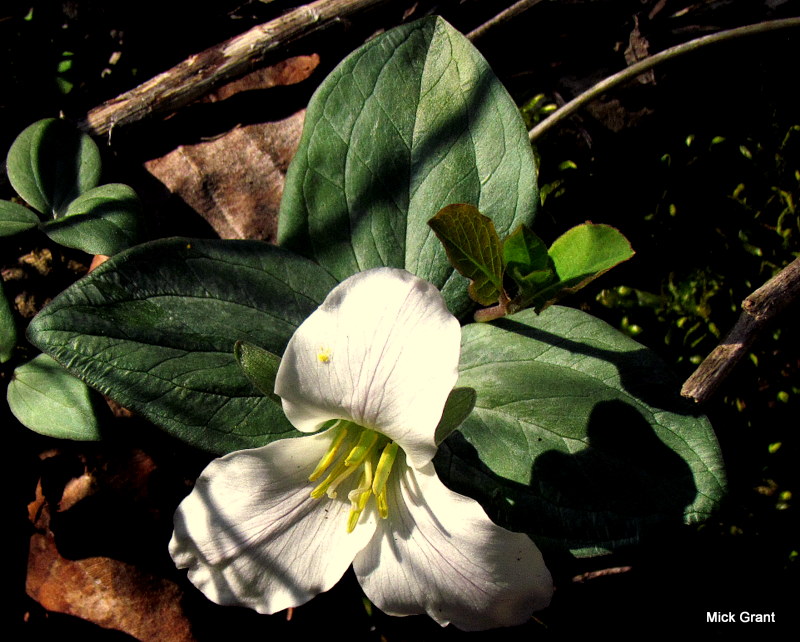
[466,0,547,41]
[529,17,800,142]
[79,0,394,136]
[681,257,800,404]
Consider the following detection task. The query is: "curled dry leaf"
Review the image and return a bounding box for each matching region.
[27,531,194,642]
[26,449,194,641]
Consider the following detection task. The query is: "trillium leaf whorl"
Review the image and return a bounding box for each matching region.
[170,268,553,630]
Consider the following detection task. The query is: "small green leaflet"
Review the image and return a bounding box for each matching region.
[7,354,102,440]
[428,201,634,318]
[502,224,555,292]
[534,223,635,311]
[42,183,143,255]
[428,204,505,306]
[6,118,101,217]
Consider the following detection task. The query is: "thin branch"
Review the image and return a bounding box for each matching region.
[466,0,547,41]
[681,257,800,404]
[79,0,394,136]
[529,17,800,142]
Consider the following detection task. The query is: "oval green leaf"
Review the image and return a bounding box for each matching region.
[278,16,538,317]
[1,280,17,363]
[547,222,635,293]
[436,306,725,556]
[7,354,101,440]
[0,200,40,237]
[42,183,143,255]
[27,238,339,454]
[6,118,101,217]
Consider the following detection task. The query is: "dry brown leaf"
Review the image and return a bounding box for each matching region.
[26,448,194,641]
[625,15,655,84]
[59,472,96,512]
[205,55,319,102]
[27,531,193,642]
[145,113,305,241]
[145,55,317,241]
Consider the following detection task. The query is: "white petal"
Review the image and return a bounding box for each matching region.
[353,459,553,631]
[276,268,460,468]
[169,431,377,614]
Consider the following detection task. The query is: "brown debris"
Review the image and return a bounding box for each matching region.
[27,532,193,642]
[144,55,317,241]
[25,448,195,641]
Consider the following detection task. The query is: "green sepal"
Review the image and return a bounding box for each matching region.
[434,386,477,446]
[234,341,282,404]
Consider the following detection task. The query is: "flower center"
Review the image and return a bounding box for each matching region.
[308,421,399,532]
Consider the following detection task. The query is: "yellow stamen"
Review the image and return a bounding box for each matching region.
[346,459,374,532]
[345,430,380,466]
[307,425,400,530]
[372,442,399,497]
[308,422,348,482]
[376,486,389,519]
[310,458,350,499]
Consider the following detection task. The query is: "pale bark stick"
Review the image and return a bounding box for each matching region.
[466,0,546,41]
[681,257,800,404]
[529,18,800,142]
[79,0,393,136]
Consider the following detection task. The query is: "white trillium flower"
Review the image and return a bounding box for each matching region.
[169,267,553,630]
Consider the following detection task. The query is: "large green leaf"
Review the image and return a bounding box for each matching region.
[6,118,101,217]
[436,306,725,556]
[7,354,101,440]
[27,238,338,453]
[278,16,537,317]
[42,183,143,255]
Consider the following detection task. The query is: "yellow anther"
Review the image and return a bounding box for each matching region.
[345,430,380,467]
[376,486,389,519]
[308,425,397,530]
[308,422,348,482]
[310,458,349,499]
[372,441,398,497]
[317,347,332,363]
[347,507,362,532]
[346,462,374,533]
